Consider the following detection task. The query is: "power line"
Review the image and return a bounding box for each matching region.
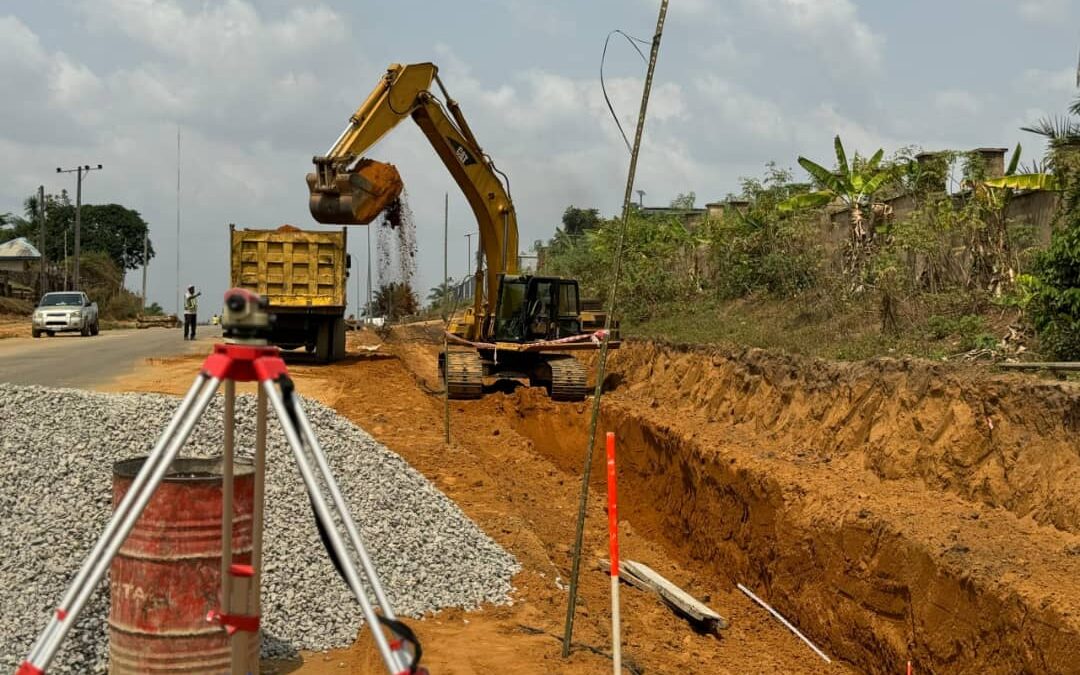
[601,29,650,153]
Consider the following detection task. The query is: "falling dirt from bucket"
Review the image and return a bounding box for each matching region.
[376,191,417,293]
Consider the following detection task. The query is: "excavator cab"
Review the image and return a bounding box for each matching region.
[494,275,582,343]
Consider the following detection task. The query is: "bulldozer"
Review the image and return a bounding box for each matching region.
[306,62,617,400]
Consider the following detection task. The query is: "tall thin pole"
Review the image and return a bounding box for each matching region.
[141,229,148,310]
[562,0,668,657]
[37,185,45,295]
[175,126,181,316]
[74,167,82,291]
[443,192,450,445]
[465,233,473,281]
[366,224,373,322]
[362,236,367,321]
[56,164,101,292]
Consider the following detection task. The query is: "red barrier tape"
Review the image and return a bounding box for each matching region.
[444,330,608,351]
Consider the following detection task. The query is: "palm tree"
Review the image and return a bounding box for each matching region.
[1021,92,1080,145]
[427,281,452,309]
[779,135,897,280]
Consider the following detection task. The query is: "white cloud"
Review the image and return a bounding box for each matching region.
[696,36,743,67]
[1017,67,1078,96]
[934,89,981,116]
[741,0,882,75]
[695,76,787,139]
[505,0,574,36]
[84,0,345,67]
[1017,0,1072,23]
[798,104,902,157]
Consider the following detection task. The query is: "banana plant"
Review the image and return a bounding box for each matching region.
[980,143,1058,192]
[780,136,897,284]
[779,136,895,236]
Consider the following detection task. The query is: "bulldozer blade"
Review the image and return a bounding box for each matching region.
[307,158,404,224]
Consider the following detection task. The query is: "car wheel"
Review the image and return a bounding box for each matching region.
[81,323,91,337]
[32,329,41,338]
[91,321,100,336]
[46,331,55,337]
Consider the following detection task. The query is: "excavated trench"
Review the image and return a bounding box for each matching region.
[497,343,1080,674]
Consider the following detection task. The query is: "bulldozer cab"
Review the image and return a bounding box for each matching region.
[494,275,582,343]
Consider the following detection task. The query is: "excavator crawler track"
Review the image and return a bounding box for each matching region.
[547,356,588,402]
[443,349,483,400]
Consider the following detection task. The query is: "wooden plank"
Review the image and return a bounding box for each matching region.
[600,559,728,632]
[998,362,1080,372]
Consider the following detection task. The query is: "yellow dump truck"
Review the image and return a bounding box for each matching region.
[229,224,349,362]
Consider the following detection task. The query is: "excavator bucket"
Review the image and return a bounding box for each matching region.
[306,158,404,225]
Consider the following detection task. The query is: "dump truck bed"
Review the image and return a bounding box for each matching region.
[229,226,347,309]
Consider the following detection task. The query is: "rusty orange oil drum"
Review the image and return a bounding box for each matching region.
[109,456,255,674]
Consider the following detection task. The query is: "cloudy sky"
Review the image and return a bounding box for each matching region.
[2,0,1078,314]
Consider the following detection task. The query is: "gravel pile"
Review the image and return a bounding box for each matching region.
[0,383,518,673]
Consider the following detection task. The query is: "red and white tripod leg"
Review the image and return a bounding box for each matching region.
[260,378,414,675]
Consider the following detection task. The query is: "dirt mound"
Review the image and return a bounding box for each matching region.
[602,342,1080,533]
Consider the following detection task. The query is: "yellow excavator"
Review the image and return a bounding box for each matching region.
[306,62,616,400]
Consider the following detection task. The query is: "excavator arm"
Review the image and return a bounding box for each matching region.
[307,62,519,326]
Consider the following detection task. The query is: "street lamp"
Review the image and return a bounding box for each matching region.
[56,163,103,291]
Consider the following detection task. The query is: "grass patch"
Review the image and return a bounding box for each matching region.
[0,297,33,315]
[626,290,1021,362]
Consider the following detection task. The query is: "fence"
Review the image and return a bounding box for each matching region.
[0,267,66,300]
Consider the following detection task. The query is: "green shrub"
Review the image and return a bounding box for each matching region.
[1029,220,1080,359]
[925,313,995,350]
[78,251,143,320]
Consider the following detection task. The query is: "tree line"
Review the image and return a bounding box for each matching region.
[0,190,154,274]
[537,102,1080,360]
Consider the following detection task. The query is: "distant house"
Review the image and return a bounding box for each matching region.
[640,201,748,232]
[0,237,42,273]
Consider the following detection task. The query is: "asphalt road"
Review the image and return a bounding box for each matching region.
[0,326,221,389]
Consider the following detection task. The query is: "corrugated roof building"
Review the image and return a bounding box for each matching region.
[0,237,42,272]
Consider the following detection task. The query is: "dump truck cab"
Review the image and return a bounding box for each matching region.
[493,275,582,343]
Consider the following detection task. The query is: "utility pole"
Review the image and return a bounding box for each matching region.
[141,229,148,311]
[37,185,45,295]
[56,164,103,291]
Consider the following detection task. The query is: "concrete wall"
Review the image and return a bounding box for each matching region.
[1009,190,1061,247]
[0,259,33,273]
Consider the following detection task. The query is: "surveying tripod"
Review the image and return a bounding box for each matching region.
[18,288,426,675]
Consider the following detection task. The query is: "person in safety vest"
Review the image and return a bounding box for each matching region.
[183,285,201,340]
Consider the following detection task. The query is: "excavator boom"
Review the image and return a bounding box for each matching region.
[309,61,612,401]
[307,62,518,328]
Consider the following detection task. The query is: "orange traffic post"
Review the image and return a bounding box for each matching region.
[606,432,621,674]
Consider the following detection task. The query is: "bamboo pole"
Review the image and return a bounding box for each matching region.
[562,0,669,657]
